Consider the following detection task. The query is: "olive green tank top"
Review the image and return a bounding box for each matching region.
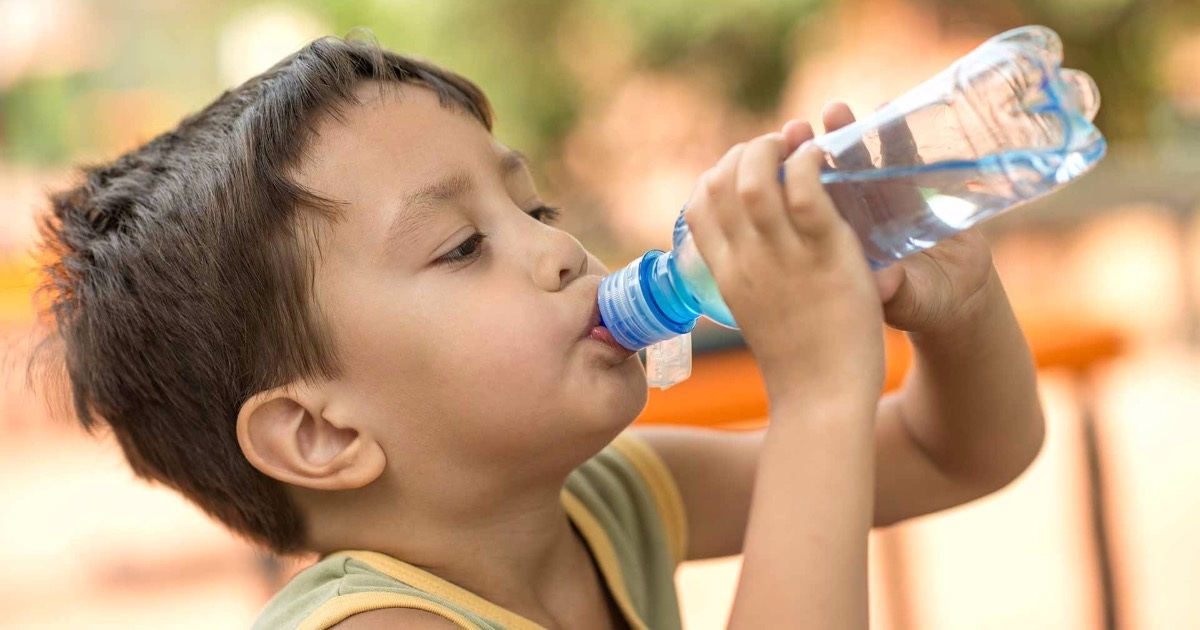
[253,433,688,629]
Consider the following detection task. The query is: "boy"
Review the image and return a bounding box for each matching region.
[37,36,1044,629]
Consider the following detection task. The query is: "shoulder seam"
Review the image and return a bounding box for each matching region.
[610,432,690,565]
[296,592,478,630]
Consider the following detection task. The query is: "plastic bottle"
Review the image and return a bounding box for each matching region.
[597,25,1106,389]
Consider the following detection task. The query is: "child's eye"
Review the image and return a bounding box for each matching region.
[436,232,487,266]
[528,205,561,224]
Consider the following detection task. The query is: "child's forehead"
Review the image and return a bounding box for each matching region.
[317,83,487,153]
[298,82,504,193]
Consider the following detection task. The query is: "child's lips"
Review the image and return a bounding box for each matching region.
[587,324,637,359]
[584,302,637,359]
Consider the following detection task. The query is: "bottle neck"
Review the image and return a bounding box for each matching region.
[597,249,698,351]
[646,248,704,325]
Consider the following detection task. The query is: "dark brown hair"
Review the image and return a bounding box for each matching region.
[34,35,494,554]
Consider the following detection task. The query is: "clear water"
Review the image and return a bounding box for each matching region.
[819,143,1105,269]
[670,232,736,327]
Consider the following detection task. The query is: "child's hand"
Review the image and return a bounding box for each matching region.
[875,227,995,335]
[816,103,996,335]
[683,127,885,405]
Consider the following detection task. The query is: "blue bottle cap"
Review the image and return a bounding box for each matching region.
[598,250,696,351]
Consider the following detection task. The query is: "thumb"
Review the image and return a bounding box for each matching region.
[874,264,906,304]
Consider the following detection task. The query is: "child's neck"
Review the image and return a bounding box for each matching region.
[305,468,623,628]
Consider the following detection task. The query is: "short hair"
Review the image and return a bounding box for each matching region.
[34,35,494,553]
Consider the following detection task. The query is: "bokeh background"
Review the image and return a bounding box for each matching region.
[2,0,1200,628]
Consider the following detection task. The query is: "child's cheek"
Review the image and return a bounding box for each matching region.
[476,303,556,363]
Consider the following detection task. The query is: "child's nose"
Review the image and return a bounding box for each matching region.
[533,228,588,292]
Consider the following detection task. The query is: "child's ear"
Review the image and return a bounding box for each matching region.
[236,385,385,491]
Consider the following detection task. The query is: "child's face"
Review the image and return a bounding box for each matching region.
[295,82,647,474]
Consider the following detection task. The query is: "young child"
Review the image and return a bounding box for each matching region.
[37,36,1044,629]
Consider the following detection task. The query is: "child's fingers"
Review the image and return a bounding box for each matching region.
[782,143,842,239]
[879,114,919,168]
[685,141,750,273]
[736,133,788,234]
[822,101,856,130]
[822,102,895,235]
[877,114,930,226]
[692,142,748,239]
[781,119,815,155]
[822,102,871,169]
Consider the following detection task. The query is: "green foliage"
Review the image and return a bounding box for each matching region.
[294,0,823,158]
[1,75,85,165]
[597,0,823,111]
[296,0,580,163]
[1,0,1197,166]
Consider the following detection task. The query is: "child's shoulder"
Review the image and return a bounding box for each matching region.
[567,430,687,564]
[252,553,396,630]
[254,551,505,629]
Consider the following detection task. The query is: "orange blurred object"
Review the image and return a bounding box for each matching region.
[635,317,1125,429]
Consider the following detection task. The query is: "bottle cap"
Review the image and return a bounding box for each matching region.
[597,250,695,351]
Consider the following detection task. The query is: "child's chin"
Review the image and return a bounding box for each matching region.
[598,376,649,428]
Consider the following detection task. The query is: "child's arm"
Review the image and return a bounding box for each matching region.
[635,105,1045,627]
[656,127,886,628]
[636,250,1044,545]
[871,234,1044,525]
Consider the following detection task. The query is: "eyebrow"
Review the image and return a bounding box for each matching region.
[385,149,531,254]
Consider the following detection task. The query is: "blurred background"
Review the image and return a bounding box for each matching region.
[2,0,1199,628]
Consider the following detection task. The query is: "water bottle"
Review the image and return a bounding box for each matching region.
[597,25,1106,388]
